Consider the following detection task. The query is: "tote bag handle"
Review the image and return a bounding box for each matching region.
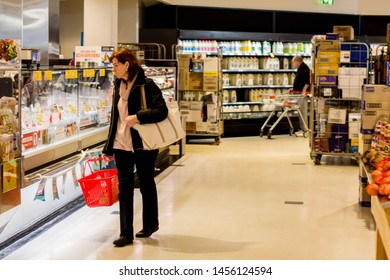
[140,84,147,110]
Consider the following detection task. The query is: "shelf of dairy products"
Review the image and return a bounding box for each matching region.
[222,72,295,88]
[222,56,311,70]
[178,39,312,57]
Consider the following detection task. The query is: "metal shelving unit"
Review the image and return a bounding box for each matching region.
[310,41,370,165]
[176,46,224,145]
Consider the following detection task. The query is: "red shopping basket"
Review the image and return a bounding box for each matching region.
[78,157,119,207]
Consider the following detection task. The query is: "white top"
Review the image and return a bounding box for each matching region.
[113,77,136,151]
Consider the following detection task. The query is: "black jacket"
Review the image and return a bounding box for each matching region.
[102,67,168,154]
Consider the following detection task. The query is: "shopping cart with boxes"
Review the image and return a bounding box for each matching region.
[260,91,309,139]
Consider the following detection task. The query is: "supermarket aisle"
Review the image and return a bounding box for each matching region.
[2,135,376,260]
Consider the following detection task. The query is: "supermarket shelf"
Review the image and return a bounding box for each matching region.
[222,69,297,73]
[223,85,292,89]
[23,126,109,172]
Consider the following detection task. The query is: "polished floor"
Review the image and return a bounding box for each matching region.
[2,135,377,260]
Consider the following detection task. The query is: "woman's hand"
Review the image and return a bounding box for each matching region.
[125,115,139,127]
[101,154,113,162]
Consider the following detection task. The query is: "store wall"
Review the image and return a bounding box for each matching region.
[162,0,360,14]
[59,0,83,59]
[162,0,390,15]
[59,0,139,59]
[118,0,139,44]
[83,0,118,47]
[358,0,390,15]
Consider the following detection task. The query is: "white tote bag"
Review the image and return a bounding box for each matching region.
[133,85,186,150]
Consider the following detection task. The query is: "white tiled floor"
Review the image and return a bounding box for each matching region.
[2,135,377,260]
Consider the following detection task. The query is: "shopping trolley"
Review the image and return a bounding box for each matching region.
[260,91,309,139]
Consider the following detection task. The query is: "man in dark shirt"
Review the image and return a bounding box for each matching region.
[292,55,310,137]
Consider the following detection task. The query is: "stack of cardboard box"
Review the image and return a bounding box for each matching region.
[177,54,221,135]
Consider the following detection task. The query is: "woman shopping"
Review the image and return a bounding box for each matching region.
[102,48,168,247]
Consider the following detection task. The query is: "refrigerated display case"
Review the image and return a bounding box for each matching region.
[20,67,113,171]
[0,66,114,249]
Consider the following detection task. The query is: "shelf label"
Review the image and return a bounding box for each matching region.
[65,69,78,79]
[44,70,52,81]
[99,68,106,77]
[33,71,42,81]
[83,69,95,78]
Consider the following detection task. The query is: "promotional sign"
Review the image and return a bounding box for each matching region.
[75,46,101,67]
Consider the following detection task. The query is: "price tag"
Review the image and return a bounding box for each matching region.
[65,69,78,79]
[68,104,77,115]
[83,69,94,78]
[33,71,43,81]
[44,70,53,81]
[83,103,90,113]
[99,68,106,77]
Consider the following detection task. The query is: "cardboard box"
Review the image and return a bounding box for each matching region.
[362,84,390,94]
[313,137,329,152]
[317,40,341,51]
[179,101,190,110]
[358,132,373,155]
[316,57,340,64]
[317,76,338,86]
[317,51,341,60]
[185,121,196,134]
[315,86,339,98]
[177,54,192,69]
[315,63,339,77]
[328,108,347,124]
[360,110,390,134]
[178,69,204,91]
[348,113,361,139]
[196,121,208,133]
[203,75,218,91]
[189,101,202,111]
[180,109,202,122]
[330,124,348,152]
[330,137,347,152]
[333,26,354,41]
[361,85,390,111]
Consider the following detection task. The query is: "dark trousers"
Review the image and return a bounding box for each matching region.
[114,149,159,239]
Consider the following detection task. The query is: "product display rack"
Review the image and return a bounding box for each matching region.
[176,46,224,144]
[310,40,370,165]
[178,38,312,136]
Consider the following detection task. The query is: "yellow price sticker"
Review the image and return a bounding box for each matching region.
[83,69,94,78]
[83,103,89,113]
[33,71,43,81]
[69,104,76,115]
[44,70,53,81]
[99,68,106,77]
[65,70,78,79]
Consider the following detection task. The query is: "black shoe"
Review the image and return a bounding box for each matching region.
[113,236,133,247]
[135,227,159,238]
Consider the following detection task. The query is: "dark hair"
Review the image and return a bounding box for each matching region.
[109,47,140,80]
